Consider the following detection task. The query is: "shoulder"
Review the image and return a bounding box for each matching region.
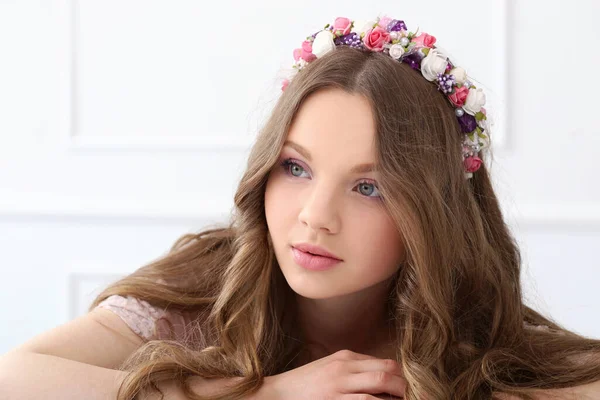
[96,294,191,342]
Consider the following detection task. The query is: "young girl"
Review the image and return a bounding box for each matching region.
[4,14,600,400]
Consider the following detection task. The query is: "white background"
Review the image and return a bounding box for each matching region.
[0,0,599,354]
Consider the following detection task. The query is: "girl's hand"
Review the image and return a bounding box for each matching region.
[259,349,406,399]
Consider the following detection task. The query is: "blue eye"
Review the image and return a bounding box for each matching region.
[356,181,381,198]
[279,158,382,200]
[281,158,309,178]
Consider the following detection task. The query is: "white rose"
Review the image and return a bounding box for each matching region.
[420,49,449,81]
[463,88,486,115]
[351,19,377,36]
[450,67,467,85]
[388,44,405,60]
[312,30,336,58]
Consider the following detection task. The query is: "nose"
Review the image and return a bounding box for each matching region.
[297,183,341,234]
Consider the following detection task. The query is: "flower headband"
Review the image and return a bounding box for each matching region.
[281,16,490,179]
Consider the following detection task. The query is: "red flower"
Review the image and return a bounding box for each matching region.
[293,40,317,62]
[464,156,483,173]
[411,33,437,48]
[449,86,469,107]
[333,17,352,36]
[363,26,391,52]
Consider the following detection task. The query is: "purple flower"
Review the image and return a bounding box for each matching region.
[402,53,422,70]
[437,73,455,94]
[387,19,407,32]
[334,32,363,49]
[458,113,477,133]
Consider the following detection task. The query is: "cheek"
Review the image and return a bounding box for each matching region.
[264,176,295,237]
[346,211,405,270]
[264,178,277,229]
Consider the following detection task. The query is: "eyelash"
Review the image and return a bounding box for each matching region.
[279,158,382,200]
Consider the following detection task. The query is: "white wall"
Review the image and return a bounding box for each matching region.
[0,0,599,354]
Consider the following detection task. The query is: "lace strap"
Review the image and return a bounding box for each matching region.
[96,294,168,341]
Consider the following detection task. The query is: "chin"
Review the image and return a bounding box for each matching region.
[284,275,335,299]
[281,269,363,300]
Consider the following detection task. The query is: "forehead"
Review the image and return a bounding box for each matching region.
[286,88,377,158]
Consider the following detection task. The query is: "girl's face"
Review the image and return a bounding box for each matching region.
[264,88,406,299]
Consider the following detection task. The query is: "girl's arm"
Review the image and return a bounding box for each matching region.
[0,351,188,400]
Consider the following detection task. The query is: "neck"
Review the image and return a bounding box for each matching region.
[294,276,397,360]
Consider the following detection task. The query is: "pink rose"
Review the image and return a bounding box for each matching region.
[293,40,317,62]
[363,26,391,52]
[449,86,469,107]
[281,79,289,91]
[411,33,437,48]
[464,156,483,173]
[377,16,392,29]
[333,17,352,36]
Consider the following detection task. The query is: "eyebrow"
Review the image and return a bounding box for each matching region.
[283,140,378,174]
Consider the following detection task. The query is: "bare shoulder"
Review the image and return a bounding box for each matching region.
[6,307,145,369]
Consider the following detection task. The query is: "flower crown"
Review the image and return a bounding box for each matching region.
[281,16,490,179]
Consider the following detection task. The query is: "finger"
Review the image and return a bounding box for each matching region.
[347,358,404,377]
[342,371,407,399]
[332,349,380,361]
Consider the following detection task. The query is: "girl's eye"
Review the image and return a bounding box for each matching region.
[281,158,310,178]
[355,181,381,199]
[280,158,382,200]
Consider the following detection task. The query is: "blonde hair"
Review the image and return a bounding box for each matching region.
[91,46,600,399]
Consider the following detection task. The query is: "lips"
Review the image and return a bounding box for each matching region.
[291,246,342,271]
[291,243,342,260]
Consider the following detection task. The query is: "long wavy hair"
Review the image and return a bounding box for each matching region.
[91,46,600,400]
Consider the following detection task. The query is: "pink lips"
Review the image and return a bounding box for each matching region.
[291,246,342,271]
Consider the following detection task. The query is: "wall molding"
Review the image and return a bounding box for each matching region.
[507,204,600,231]
[0,189,232,222]
[63,0,256,152]
[485,0,510,151]
[67,134,255,151]
[68,272,123,319]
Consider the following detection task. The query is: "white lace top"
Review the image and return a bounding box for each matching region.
[96,294,192,342]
